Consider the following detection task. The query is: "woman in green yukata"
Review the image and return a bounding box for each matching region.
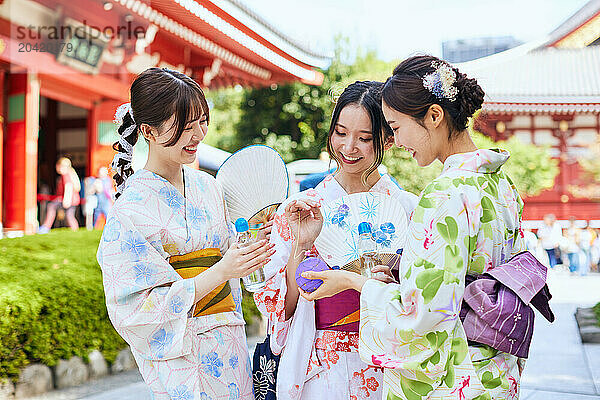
[97,67,274,399]
[299,55,527,400]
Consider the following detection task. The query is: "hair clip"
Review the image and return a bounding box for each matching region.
[422,61,458,102]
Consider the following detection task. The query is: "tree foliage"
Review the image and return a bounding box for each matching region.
[569,138,600,200]
[471,131,559,197]
[203,40,559,197]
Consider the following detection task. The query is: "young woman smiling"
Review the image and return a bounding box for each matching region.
[253,81,417,400]
[97,68,273,399]
[300,56,531,400]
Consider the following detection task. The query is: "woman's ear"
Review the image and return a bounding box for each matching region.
[383,135,395,151]
[139,123,155,142]
[426,104,445,129]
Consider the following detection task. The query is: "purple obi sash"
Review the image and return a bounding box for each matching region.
[315,289,360,332]
[460,251,555,358]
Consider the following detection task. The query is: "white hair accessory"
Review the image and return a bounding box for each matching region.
[422,61,458,102]
[114,102,135,125]
[111,103,137,195]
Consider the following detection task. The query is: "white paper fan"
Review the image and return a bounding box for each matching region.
[314,192,408,271]
[216,145,289,223]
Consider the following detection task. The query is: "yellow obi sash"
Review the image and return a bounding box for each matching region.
[169,248,236,317]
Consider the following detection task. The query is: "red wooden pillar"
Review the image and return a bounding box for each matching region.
[88,99,124,177]
[4,72,40,234]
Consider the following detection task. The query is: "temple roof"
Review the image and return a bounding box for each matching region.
[458,0,600,113]
[459,45,600,105]
[542,0,600,48]
[111,0,330,86]
[209,0,331,69]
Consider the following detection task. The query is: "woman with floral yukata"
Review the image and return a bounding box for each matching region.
[253,81,418,400]
[301,56,528,400]
[97,68,274,400]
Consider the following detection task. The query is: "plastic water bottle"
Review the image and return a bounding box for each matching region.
[358,222,377,278]
[235,218,266,292]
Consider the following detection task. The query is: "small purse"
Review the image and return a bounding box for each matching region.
[252,334,280,400]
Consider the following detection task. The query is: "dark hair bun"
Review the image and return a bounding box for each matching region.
[453,70,485,130]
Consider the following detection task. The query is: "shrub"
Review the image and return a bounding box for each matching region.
[0,229,261,381]
[0,230,125,380]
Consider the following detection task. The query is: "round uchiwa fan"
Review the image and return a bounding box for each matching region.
[314,192,408,271]
[216,145,289,224]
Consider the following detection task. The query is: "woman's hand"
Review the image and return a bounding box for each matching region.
[216,240,275,281]
[285,199,323,250]
[371,265,397,283]
[256,220,273,242]
[298,270,367,301]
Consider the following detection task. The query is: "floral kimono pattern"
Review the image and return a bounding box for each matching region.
[359,149,526,400]
[253,174,418,400]
[97,167,253,400]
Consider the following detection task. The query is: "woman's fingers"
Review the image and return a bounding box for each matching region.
[299,285,328,301]
[238,239,269,255]
[298,288,311,300]
[300,270,327,280]
[244,256,271,274]
[371,265,392,275]
[240,244,275,264]
[373,273,395,283]
[256,221,273,241]
[298,288,317,301]
[244,249,273,269]
[286,200,321,215]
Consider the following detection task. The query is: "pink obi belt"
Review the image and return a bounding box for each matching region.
[315,289,360,332]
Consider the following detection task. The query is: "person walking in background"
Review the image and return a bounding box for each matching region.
[579,222,594,276]
[592,228,600,273]
[524,228,539,253]
[563,217,580,274]
[93,166,115,228]
[38,157,81,233]
[83,176,99,230]
[537,214,563,268]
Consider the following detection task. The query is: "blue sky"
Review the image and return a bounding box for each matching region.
[246,0,590,61]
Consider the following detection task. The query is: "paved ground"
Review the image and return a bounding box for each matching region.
[26,269,600,399]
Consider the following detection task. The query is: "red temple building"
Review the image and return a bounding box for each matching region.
[463,0,600,226]
[0,0,329,236]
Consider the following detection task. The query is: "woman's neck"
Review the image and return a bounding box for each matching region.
[144,153,184,192]
[438,130,478,164]
[334,169,381,194]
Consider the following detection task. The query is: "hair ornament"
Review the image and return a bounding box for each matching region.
[422,61,458,102]
[111,103,136,195]
[328,83,345,104]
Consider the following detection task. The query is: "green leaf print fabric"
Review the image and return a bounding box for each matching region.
[359,149,526,400]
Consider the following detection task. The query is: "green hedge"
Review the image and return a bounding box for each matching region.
[0,229,261,381]
[0,230,126,380]
[593,302,600,327]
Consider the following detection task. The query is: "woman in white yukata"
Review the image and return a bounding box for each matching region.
[97,68,274,400]
[301,56,528,400]
[253,81,418,400]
